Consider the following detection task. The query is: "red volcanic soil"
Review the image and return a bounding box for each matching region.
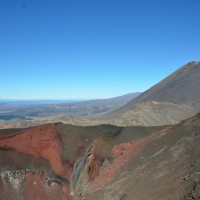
[87,150,101,181]
[89,136,149,191]
[0,124,65,178]
[21,172,72,200]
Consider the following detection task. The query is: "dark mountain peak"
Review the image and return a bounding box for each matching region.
[185,61,200,66]
[106,62,200,125]
[131,61,200,104]
[173,61,200,76]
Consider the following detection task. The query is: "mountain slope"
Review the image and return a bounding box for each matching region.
[81,113,200,200]
[101,61,200,126]
[127,61,200,106]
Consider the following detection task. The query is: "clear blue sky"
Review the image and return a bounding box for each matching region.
[1,0,200,99]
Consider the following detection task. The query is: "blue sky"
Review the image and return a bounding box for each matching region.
[0,0,200,99]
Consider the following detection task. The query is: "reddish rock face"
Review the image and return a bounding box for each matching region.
[86,141,101,181]
[0,124,75,200]
[87,152,101,181]
[0,124,65,178]
[88,137,149,191]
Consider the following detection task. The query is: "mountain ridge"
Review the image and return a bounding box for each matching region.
[100,61,200,126]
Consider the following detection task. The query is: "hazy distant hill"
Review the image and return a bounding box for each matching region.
[70,92,141,117]
[101,61,200,126]
[0,93,140,128]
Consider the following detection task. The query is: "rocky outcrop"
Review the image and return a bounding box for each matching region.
[71,140,102,199]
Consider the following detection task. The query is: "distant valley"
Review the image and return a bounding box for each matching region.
[0,93,140,128]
